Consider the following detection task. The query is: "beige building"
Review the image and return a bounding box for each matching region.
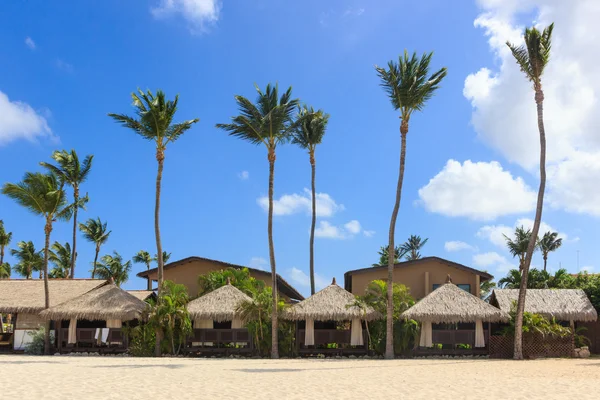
[344,257,493,299]
[137,256,304,301]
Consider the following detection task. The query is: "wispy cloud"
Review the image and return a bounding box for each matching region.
[151,0,221,33]
[248,256,267,271]
[25,37,36,50]
[238,170,249,180]
[315,220,371,240]
[55,59,74,73]
[288,267,330,290]
[444,241,477,252]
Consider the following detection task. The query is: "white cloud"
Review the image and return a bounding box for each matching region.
[514,218,567,240]
[473,252,516,273]
[444,241,476,252]
[0,91,54,145]
[477,218,567,248]
[151,0,220,32]
[363,230,376,238]
[580,265,594,273]
[344,220,361,234]
[257,189,344,217]
[288,267,330,290]
[55,59,73,73]
[343,7,365,17]
[418,159,536,221]
[248,257,267,271]
[238,170,249,180]
[315,220,369,240]
[466,0,600,217]
[25,37,35,50]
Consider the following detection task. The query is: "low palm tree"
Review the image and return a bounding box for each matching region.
[2,172,71,354]
[156,251,171,264]
[498,270,522,289]
[376,51,447,359]
[292,105,329,295]
[400,235,429,261]
[0,220,12,267]
[504,226,537,272]
[79,217,111,278]
[148,280,191,355]
[375,244,406,266]
[49,241,72,278]
[95,252,131,287]
[133,250,153,290]
[109,89,199,296]
[41,150,92,278]
[538,231,562,272]
[217,83,300,359]
[0,262,10,279]
[507,22,554,360]
[10,241,43,279]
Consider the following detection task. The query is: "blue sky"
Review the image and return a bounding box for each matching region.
[1,0,598,295]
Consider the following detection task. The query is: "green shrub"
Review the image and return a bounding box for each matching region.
[25,327,54,355]
[124,323,156,357]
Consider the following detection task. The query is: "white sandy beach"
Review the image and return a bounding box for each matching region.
[1,355,598,399]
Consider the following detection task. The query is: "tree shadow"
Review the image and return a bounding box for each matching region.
[91,364,187,369]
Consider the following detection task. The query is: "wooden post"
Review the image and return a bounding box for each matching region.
[424,272,430,296]
[475,275,481,298]
[570,320,575,356]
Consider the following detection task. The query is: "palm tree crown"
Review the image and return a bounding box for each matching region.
[400,235,429,261]
[506,24,554,89]
[79,217,111,278]
[537,231,562,271]
[133,250,153,267]
[10,241,43,279]
[504,226,537,271]
[95,252,132,287]
[0,262,10,279]
[49,241,72,278]
[292,106,329,156]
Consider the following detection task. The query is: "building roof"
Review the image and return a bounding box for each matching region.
[401,282,509,323]
[39,283,149,321]
[344,256,494,292]
[186,283,253,322]
[282,279,381,322]
[0,279,106,314]
[136,256,304,301]
[126,290,156,301]
[489,289,598,322]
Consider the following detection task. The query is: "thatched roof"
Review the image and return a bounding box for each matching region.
[401,283,509,323]
[0,279,106,314]
[127,290,156,301]
[490,289,598,322]
[282,279,380,322]
[39,283,149,321]
[186,284,253,322]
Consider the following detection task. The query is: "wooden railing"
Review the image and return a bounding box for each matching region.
[57,328,127,353]
[186,328,253,350]
[431,329,489,347]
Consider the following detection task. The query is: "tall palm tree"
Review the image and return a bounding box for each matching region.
[504,226,537,272]
[400,235,429,261]
[292,105,329,295]
[133,250,153,290]
[538,231,562,272]
[376,50,447,359]
[79,217,111,278]
[507,22,554,360]
[217,83,300,358]
[498,270,522,289]
[155,251,171,264]
[41,150,92,278]
[2,172,71,354]
[375,244,406,267]
[95,252,132,287]
[49,241,72,278]
[10,241,43,279]
[0,220,12,267]
[109,89,198,296]
[0,262,10,279]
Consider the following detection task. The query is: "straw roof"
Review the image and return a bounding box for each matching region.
[0,279,106,314]
[401,283,509,323]
[490,289,598,322]
[282,279,380,322]
[39,283,149,321]
[127,290,156,301]
[186,283,253,322]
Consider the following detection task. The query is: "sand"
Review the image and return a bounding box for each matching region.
[1,355,598,399]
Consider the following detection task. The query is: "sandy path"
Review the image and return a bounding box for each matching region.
[1,355,598,399]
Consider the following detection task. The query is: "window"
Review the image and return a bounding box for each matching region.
[433,283,471,293]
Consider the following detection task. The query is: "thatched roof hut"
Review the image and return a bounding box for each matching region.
[283,279,380,322]
[127,290,156,301]
[39,283,149,321]
[0,279,106,314]
[401,282,509,323]
[490,289,598,322]
[186,283,252,322]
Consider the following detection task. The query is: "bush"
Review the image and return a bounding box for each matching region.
[124,323,156,357]
[25,326,54,355]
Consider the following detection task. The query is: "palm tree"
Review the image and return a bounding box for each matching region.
[49,241,72,278]
[109,90,198,296]
[41,150,92,278]
[504,226,537,272]
[498,270,522,289]
[79,217,111,278]
[375,244,406,266]
[10,241,43,279]
[133,250,153,290]
[155,251,171,264]
[538,231,562,272]
[95,252,131,287]
[2,172,71,354]
[0,220,12,267]
[0,262,10,279]
[507,22,554,361]
[376,51,447,359]
[400,235,429,261]
[292,105,329,295]
[217,83,300,358]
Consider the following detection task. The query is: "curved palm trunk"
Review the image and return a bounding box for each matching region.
[543,255,548,272]
[268,149,279,359]
[385,123,408,359]
[309,150,317,295]
[514,87,547,360]
[155,152,165,295]
[0,245,4,266]
[91,245,100,279]
[146,263,152,291]
[43,219,53,355]
[70,187,79,278]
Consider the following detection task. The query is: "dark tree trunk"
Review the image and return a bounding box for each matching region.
[514,86,547,360]
[91,245,100,279]
[385,121,408,359]
[543,255,547,272]
[43,218,53,355]
[70,187,79,278]
[155,150,165,295]
[147,264,152,291]
[268,148,279,359]
[155,328,162,357]
[309,150,316,296]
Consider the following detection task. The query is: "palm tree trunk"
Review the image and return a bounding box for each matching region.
[385,121,408,360]
[70,188,79,278]
[43,218,53,355]
[154,328,162,357]
[0,246,4,266]
[268,148,279,359]
[146,263,152,291]
[91,245,99,279]
[543,255,547,272]
[514,86,547,360]
[309,150,316,296]
[155,151,165,295]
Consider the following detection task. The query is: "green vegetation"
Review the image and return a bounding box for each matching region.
[25,327,55,355]
[79,217,111,279]
[10,241,43,279]
[501,302,570,338]
[0,220,12,268]
[94,252,132,287]
[197,267,265,297]
[48,241,72,279]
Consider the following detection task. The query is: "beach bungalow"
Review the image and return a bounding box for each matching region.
[39,283,149,353]
[0,279,106,351]
[185,281,254,354]
[283,278,381,356]
[401,276,509,355]
[126,290,156,302]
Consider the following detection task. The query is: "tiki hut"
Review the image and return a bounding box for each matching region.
[282,278,380,354]
[401,277,508,350]
[489,289,598,322]
[126,290,156,302]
